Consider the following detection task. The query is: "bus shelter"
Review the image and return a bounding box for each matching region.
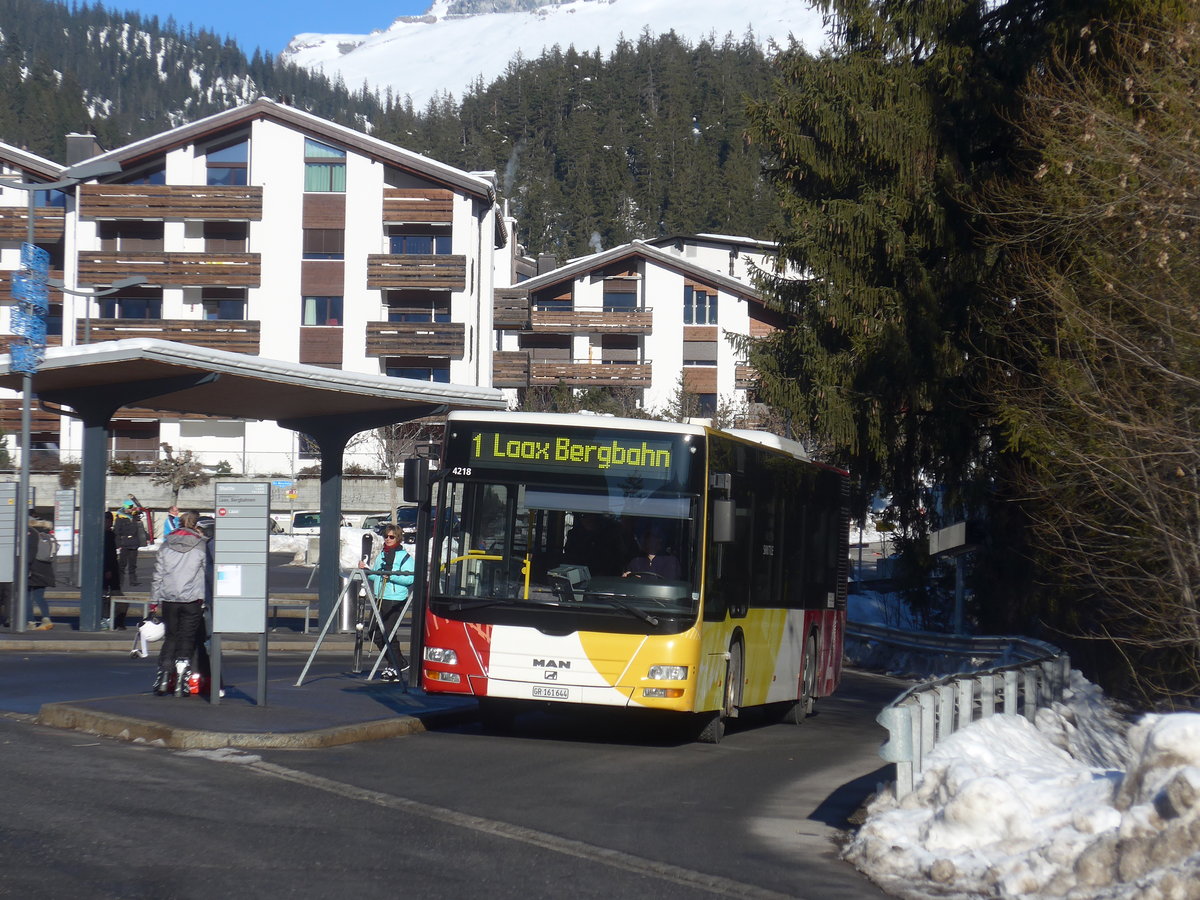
[0,338,505,631]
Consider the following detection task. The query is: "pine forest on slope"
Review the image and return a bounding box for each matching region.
[0,0,785,258]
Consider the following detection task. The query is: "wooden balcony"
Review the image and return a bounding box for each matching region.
[531,359,652,387]
[494,289,530,329]
[734,364,757,390]
[382,188,453,224]
[78,184,263,221]
[77,251,261,288]
[0,206,65,242]
[79,319,261,354]
[493,350,531,387]
[531,308,653,334]
[365,321,465,358]
[366,254,466,291]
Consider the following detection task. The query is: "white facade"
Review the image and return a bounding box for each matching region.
[1,101,502,475]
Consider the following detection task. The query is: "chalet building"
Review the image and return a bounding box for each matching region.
[492,239,786,420]
[1,99,504,473]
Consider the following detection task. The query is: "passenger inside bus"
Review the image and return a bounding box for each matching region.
[623,525,682,581]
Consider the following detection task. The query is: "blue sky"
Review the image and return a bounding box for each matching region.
[111,1,430,56]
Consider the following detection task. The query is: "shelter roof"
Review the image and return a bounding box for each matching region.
[0,339,505,426]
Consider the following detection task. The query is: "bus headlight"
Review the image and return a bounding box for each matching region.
[647,665,687,681]
[424,647,458,665]
[426,670,461,684]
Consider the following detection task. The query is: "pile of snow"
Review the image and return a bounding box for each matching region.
[845,674,1200,899]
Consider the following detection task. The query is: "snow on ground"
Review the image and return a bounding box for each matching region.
[844,671,1200,899]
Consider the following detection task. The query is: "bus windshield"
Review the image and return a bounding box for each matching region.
[433,480,698,623]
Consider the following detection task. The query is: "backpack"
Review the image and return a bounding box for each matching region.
[35,531,58,563]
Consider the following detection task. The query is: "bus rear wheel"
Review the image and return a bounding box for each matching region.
[697,641,742,744]
[781,634,818,725]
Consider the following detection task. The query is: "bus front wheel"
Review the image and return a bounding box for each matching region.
[697,641,742,744]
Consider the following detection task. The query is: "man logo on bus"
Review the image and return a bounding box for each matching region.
[533,659,571,669]
[544,670,558,681]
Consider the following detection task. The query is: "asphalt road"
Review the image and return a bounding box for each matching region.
[2,652,901,899]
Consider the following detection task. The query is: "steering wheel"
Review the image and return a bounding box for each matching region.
[625,570,663,581]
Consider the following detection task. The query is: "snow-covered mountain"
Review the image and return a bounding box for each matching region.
[281,0,830,109]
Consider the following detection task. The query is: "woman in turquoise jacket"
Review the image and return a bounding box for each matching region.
[363,527,415,681]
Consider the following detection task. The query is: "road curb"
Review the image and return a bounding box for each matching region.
[35,701,472,750]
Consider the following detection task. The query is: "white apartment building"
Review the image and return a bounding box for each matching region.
[493,239,785,421]
[1,98,504,474]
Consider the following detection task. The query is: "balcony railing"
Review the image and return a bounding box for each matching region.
[79,318,261,354]
[534,359,652,386]
[494,289,530,329]
[78,184,264,220]
[493,350,531,387]
[531,308,653,334]
[493,353,652,388]
[366,254,467,291]
[365,321,466,358]
[734,364,757,389]
[0,206,65,242]
[382,188,453,224]
[77,251,261,288]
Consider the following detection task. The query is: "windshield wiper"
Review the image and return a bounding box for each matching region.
[584,592,659,626]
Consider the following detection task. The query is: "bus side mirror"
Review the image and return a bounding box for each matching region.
[403,458,431,504]
[712,498,734,544]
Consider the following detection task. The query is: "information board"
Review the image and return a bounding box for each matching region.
[211,481,270,633]
[54,489,76,558]
[0,482,16,583]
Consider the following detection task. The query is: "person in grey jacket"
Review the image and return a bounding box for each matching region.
[151,512,212,696]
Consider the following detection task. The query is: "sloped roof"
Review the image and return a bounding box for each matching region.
[69,97,497,204]
[515,240,761,300]
[0,141,65,181]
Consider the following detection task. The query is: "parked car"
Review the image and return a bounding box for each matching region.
[285,511,350,535]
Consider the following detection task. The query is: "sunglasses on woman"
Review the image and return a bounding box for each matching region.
[384,534,399,541]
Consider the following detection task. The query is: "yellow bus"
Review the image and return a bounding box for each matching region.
[420,411,849,742]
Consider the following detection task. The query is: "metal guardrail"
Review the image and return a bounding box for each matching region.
[846,622,1070,798]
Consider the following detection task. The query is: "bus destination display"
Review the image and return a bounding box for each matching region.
[468,429,679,477]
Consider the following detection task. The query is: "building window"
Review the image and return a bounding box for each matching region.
[304,138,346,192]
[302,295,342,326]
[389,233,451,255]
[684,285,718,325]
[101,293,162,319]
[206,139,249,186]
[204,221,248,253]
[532,288,572,312]
[202,288,247,320]
[683,340,718,367]
[121,166,166,186]
[697,393,717,418]
[386,291,450,323]
[385,358,450,383]
[45,302,63,337]
[98,221,164,252]
[303,228,345,260]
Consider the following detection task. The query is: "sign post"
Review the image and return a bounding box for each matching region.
[211,481,271,705]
